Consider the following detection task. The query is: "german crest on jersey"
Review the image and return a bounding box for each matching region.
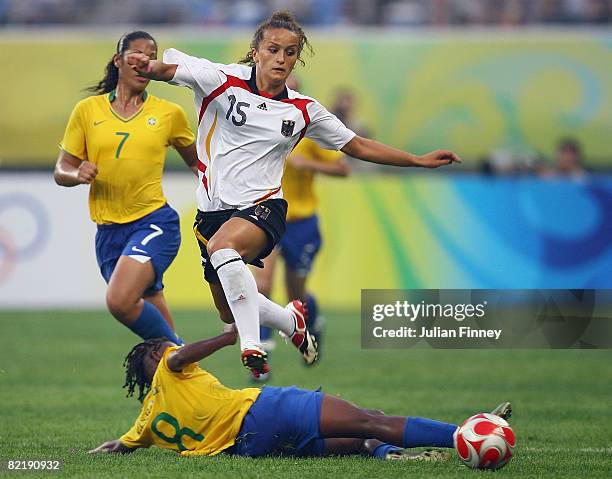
[281,120,295,137]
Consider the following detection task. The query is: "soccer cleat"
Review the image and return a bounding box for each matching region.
[385,448,452,462]
[310,315,325,362]
[490,402,512,421]
[283,300,319,365]
[241,348,270,379]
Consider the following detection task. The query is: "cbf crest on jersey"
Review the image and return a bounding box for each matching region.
[281,120,295,137]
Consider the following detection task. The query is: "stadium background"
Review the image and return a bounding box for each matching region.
[1,1,611,477]
[2,30,612,308]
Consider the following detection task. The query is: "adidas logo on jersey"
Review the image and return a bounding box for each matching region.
[257,102,268,111]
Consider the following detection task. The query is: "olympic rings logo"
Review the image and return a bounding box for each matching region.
[0,193,49,284]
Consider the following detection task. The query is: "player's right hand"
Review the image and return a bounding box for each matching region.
[126,51,151,75]
[77,161,98,184]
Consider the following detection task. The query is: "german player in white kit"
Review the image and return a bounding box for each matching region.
[127,11,461,378]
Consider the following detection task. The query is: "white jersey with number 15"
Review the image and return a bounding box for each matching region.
[163,48,356,212]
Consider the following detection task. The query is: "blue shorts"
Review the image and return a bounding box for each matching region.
[95,204,181,296]
[279,215,322,276]
[230,386,325,457]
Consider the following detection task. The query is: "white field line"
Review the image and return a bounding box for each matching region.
[522,447,612,453]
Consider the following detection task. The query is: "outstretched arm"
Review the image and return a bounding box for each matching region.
[166,324,238,372]
[289,154,351,177]
[341,136,461,169]
[126,52,177,82]
[88,439,135,455]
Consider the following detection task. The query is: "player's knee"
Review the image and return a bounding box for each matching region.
[207,235,237,257]
[106,290,134,321]
[208,236,253,260]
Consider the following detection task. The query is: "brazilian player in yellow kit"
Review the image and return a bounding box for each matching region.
[253,76,350,370]
[89,329,511,460]
[54,31,197,343]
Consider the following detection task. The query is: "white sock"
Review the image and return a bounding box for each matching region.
[258,293,295,336]
[210,248,261,351]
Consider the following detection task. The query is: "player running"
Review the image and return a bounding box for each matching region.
[89,330,511,460]
[125,11,461,378]
[54,31,198,344]
[254,76,351,373]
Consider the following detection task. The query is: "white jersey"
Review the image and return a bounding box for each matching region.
[163,48,356,212]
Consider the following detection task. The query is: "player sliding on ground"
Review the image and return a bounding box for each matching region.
[90,328,511,460]
[124,11,461,379]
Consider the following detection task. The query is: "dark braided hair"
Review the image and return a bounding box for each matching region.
[239,11,313,67]
[123,337,168,402]
[87,31,157,95]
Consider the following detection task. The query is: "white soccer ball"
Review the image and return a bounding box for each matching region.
[455,413,516,470]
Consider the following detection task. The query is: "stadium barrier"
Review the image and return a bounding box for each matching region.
[1,172,610,309]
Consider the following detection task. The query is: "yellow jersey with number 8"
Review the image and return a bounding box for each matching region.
[119,346,260,456]
[59,92,195,224]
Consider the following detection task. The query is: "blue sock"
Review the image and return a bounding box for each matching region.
[306,293,319,327]
[403,417,457,448]
[127,301,182,344]
[260,325,273,341]
[372,443,402,459]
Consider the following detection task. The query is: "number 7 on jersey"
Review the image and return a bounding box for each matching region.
[115,132,130,159]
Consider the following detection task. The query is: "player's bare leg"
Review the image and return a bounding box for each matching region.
[253,247,279,298]
[106,256,181,343]
[107,257,157,323]
[319,395,457,450]
[319,396,405,445]
[285,267,307,301]
[209,282,235,324]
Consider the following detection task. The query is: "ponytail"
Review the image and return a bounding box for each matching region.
[87,57,119,94]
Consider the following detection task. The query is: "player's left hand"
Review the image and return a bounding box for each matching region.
[418,150,462,168]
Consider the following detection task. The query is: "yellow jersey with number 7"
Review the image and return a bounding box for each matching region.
[59,91,195,224]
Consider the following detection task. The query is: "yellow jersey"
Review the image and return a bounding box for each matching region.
[119,346,260,456]
[282,138,344,221]
[59,91,195,224]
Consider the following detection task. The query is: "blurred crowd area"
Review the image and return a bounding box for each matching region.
[331,89,593,178]
[1,0,611,26]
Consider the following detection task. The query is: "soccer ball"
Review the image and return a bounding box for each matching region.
[455,413,516,470]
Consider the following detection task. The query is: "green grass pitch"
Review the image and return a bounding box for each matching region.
[1,310,611,478]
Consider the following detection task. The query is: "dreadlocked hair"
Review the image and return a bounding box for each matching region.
[239,11,313,67]
[123,337,168,402]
